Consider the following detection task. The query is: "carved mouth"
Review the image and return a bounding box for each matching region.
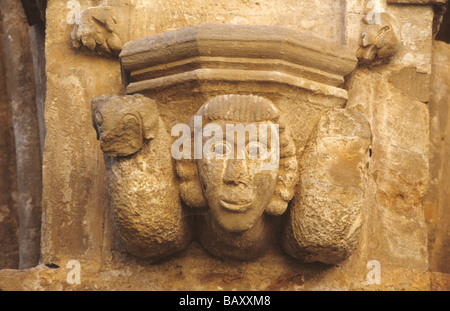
[219,199,252,213]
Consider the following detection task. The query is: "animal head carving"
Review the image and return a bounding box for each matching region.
[357,12,400,66]
[91,94,159,157]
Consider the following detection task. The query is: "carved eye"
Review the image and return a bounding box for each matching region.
[211,141,232,158]
[95,111,103,127]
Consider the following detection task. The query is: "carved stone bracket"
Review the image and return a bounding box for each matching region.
[119,24,357,98]
[92,24,372,264]
[356,12,400,67]
[71,6,129,57]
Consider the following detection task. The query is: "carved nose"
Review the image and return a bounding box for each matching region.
[223,159,249,185]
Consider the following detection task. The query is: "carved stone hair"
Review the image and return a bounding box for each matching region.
[176,94,298,216]
[194,93,280,123]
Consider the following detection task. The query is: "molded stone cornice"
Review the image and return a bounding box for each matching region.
[119,24,358,98]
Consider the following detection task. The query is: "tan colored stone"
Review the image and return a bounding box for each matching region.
[120,23,357,96]
[189,95,298,260]
[1,256,449,291]
[0,0,447,291]
[388,67,431,102]
[387,4,434,74]
[91,94,191,260]
[357,12,400,67]
[347,68,430,271]
[430,272,450,290]
[88,23,367,263]
[387,0,446,3]
[347,71,429,218]
[71,5,130,57]
[71,0,347,53]
[426,40,450,274]
[282,108,371,264]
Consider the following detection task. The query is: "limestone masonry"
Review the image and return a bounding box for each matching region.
[0,0,449,291]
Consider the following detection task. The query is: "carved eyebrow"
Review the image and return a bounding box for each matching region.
[121,112,139,120]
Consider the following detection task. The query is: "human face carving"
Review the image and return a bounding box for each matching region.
[197,120,279,232]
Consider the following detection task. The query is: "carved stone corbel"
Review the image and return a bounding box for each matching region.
[357,12,400,67]
[91,94,192,260]
[92,24,372,264]
[71,5,130,57]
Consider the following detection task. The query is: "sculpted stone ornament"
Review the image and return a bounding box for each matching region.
[92,93,371,264]
[357,12,400,66]
[179,95,298,260]
[71,6,128,57]
[282,109,372,264]
[91,94,192,259]
[91,24,371,264]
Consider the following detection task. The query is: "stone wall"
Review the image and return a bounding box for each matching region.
[426,40,450,274]
[0,0,449,290]
[0,18,19,270]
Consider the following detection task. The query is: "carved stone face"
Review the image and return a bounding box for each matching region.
[197,120,279,233]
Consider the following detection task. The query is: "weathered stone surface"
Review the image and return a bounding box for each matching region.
[388,67,431,102]
[345,3,436,275]
[1,0,449,291]
[388,4,435,74]
[70,0,347,54]
[120,24,357,91]
[0,0,42,269]
[357,12,400,67]
[388,0,448,38]
[347,68,430,271]
[0,251,449,290]
[387,0,446,3]
[190,95,298,260]
[89,21,370,264]
[0,19,19,270]
[91,94,191,260]
[282,109,371,264]
[29,22,46,157]
[426,40,450,274]
[71,5,129,57]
